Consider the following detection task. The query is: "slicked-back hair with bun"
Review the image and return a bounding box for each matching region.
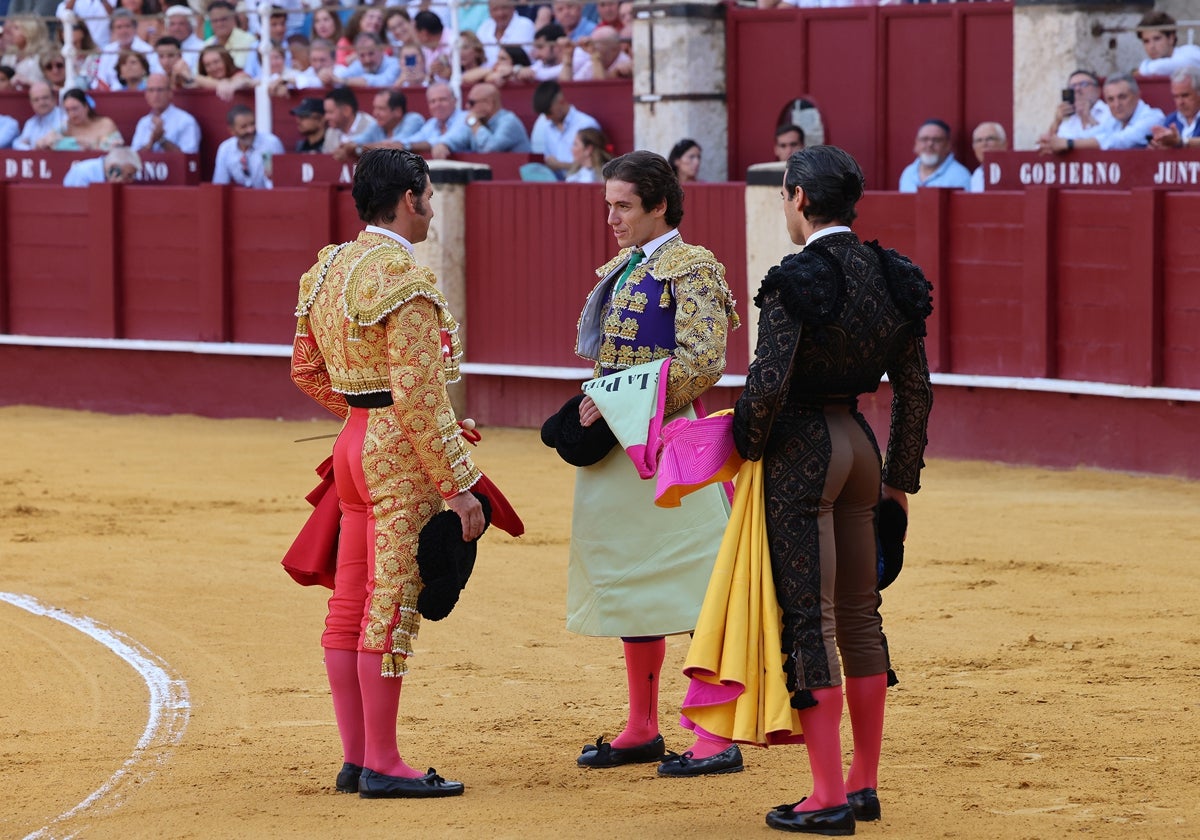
[784,145,865,226]
[353,149,429,225]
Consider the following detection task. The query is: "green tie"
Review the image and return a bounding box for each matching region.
[612,248,645,295]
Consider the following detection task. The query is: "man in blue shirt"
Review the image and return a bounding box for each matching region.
[439,83,531,154]
[13,83,64,151]
[340,33,400,88]
[1037,74,1165,154]
[336,90,426,161]
[407,82,467,159]
[897,119,972,192]
[131,74,202,154]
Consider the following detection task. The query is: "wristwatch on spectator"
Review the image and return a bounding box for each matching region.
[466,115,479,127]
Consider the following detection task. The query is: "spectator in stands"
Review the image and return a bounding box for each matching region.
[530,80,599,175]
[63,145,142,186]
[291,95,335,152]
[266,6,288,51]
[342,32,400,88]
[1135,11,1200,78]
[310,7,345,62]
[458,31,493,86]
[213,103,284,188]
[559,25,631,81]
[595,0,621,30]
[413,10,451,82]
[35,52,66,94]
[131,72,200,152]
[155,36,193,88]
[477,0,537,67]
[0,67,13,91]
[96,9,161,90]
[0,14,50,88]
[898,119,971,191]
[264,44,297,95]
[35,87,125,150]
[968,121,1005,193]
[565,125,612,182]
[514,23,571,82]
[341,7,385,67]
[383,8,416,53]
[774,123,805,161]
[407,81,465,158]
[484,44,532,87]
[1048,69,1108,141]
[552,0,595,41]
[0,111,17,149]
[440,82,531,153]
[194,45,252,101]
[13,81,65,149]
[59,22,103,90]
[294,38,337,89]
[120,0,162,44]
[1150,66,1200,150]
[668,137,701,184]
[335,89,424,160]
[1037,73,1164,154]
[163,5,204,73]
[394,43,426,87]
[114,48,151,90]
[287,34,310,72]
[617,1,634,47]
[324,86,379,149]
[57,0,112,51]
[205,1,257,72]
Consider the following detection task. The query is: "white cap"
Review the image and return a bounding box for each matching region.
[164,6,193,18]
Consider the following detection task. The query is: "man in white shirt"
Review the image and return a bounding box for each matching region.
[56,0,112,49]
[1038,73,1165,153]
[96,9,162,89]
[559,25,631,81]
[1136,11,1200,78]
[1049,70,1110,141]
[213,104,284,189]
[293,38,337,89]
[513,23,581,83]
[131,74,202,153]
[1150,66,1200,149]
[164,5,206,73]
[13,82,65,150]
[530,80,599,175]
[324,87,379,149]
[968,121,1006,193]
[63,146,142,187]
[476,0,537,67]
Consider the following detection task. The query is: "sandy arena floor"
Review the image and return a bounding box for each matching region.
[1,405,1197,839]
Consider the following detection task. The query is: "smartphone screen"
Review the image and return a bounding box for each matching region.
[1061,88,1075,105]
[404,54,417,68]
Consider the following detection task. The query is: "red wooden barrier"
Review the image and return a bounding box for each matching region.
[0,150,199,184]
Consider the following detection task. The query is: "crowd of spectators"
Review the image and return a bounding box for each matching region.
[2,4,1199,189]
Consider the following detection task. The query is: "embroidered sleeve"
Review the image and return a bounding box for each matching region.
[290,332,348,419]
[663,260,736,416]
[732,288,800,461]
[385,295,481,499]
[882,332,933,493]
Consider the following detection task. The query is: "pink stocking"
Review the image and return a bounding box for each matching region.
[844,672,887,792]
[682,732,734,759]
[357,651,421,778]
[611,637,665,748]
[793,685,847,812]
[325,648,365,766]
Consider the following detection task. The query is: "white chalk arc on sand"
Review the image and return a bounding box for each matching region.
[0,592,190,840]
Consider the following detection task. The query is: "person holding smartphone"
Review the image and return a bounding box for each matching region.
[1048,69,1109,140]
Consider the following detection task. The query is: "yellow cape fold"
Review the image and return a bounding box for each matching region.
[680,458,805,747]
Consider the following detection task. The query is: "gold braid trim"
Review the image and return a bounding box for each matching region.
[652,241,742,329]
[295,242,349,335]
[595,247,636,279]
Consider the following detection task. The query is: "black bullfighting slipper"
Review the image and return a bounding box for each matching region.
[846,787,880,821]
[336,762,363,793]
[656,745,744,777]
[576,734,666,767]
[357,767,465,798]
[765,799,856,835]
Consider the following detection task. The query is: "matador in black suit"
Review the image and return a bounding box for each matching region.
[732,145,933,835]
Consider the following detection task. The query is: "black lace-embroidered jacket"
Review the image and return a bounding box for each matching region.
[732,231,933,702]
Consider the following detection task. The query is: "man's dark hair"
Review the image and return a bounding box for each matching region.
[920,118,951,139]
[0,66,15,81]
[226,103,253,125]
[784,144,864,226]
[414,10,443,35]
[602,150,684,228]
[154,35,182,49]
[532,80,561,115]
[270,6,287,19]
[1068,68,1100,86]
[208,1,235,15]
[353,149,429,225]
[535,22,565,42]
[286,33,310,47]
[386,90,409,112]
[775,123,804,143]
[325,86,359,113]
[1137,10,1176,40]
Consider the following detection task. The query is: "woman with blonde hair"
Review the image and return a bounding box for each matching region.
[457,31,490,85]
[566,127,613,183]
[1,14,51,88]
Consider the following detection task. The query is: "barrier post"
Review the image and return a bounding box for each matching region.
[1021,186,1056,378]
[87,182,122,338]
[1128,187,1164,387]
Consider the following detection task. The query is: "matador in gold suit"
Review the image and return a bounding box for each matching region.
[290,150,482,799]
